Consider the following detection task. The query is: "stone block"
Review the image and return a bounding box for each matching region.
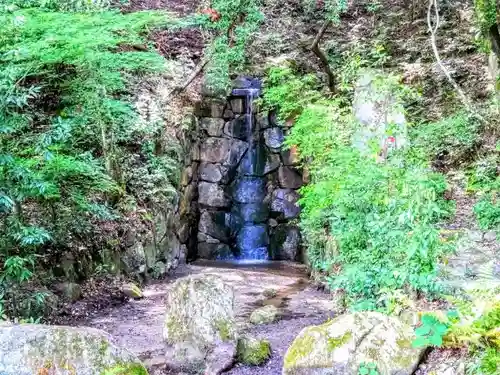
[270,188,300,220]
[230,98,245,114]
[201,117,224,136]
[199,210,230,242]
[200,137,248,167]
[198,181,230,208]
[278,166,303,189]
[199,162,231,184]
[270,224,301,261]
[264,127,285,150]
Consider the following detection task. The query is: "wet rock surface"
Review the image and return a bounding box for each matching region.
[263,127,285,150]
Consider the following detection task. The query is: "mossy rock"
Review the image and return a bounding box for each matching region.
[101,363,149,375]
[249,305,279,325]
[263,288,278,298]
[0,324,147,375]
[163,274,237,374]
[283,312,425,375]
[237,336,271,366]
[122,282,143,299]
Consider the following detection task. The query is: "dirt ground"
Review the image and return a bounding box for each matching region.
[73,261,336,375]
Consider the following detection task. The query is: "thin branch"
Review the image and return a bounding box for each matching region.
[427,0,471,110]
[309,20,336,93]
[169,58,210,97]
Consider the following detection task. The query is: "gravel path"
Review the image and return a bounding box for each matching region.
[75,261,336,375]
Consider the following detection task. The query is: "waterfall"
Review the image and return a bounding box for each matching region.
[230,87,269,260]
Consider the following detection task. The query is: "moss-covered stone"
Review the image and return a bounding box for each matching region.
[163,274,238,374]
[263,288,278,298]
[237,337,271,366]
[327,331,352,351]
[101,362,149,375]
[122,283,143,299]
[249,305,279,325]
[0,324,146,375]
[283,312,426,375]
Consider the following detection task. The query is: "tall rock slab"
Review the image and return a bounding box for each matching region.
[163,274,238,374]
[352,70,408,159]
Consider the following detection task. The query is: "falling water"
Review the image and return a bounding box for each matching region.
[230,86,269,260]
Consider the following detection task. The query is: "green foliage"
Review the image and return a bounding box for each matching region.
[473,0,498,38]
[467,154,499,192]
[411,112,480,166]
[474,194,500,230]
[264,67,454,310]
[1,0,111,11]
[302,0,348,23]
[262,67,322,121]
[194,0,263,93]
[0,2,177,320]
[413,291,500,375]
[358,362,379,375]
[412,313,450,348]
[476,347,500,374]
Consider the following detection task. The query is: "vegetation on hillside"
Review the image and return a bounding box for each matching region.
[0,0,179,320]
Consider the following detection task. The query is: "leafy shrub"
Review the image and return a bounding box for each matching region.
[413,313,450,347]
[358,362,379,375]
[190,0,263,94]
[0,0,110,11]
[413,290,500,375]
[263,67,454,310]
[474,194,500,230]
[0,4,177,319]
[262,67,322,121]
[411,112,480,167]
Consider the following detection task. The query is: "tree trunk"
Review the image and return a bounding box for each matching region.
[309,20,336,93]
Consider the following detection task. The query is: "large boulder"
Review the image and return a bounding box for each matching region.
[163,274,238,374]
[283,312,424,375]
[0,324,147,375]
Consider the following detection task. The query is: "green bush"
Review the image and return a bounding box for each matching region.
[0,4,176,319]
[263,67,454,310]
[411,112,480,167]
[474,194,500,230]
[413,290,500,375]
